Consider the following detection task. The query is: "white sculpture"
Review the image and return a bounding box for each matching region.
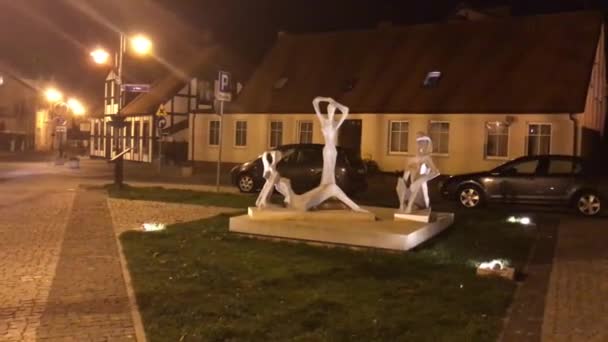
[255,97,366,213]
[255,150,283,209]
[396,132,440,214]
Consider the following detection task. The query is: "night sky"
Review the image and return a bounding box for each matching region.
[0,0,605,109]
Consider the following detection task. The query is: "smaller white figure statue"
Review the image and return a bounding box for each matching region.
[255,150,283,209]
[396,132,440,214]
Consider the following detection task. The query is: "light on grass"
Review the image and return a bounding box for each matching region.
[478,259,509,270]
[507,216,532,225]
[142,222,166,232]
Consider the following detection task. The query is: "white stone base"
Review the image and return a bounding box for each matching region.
[247,207,376,221]
[229,206,454,251]
[394,208,432,223]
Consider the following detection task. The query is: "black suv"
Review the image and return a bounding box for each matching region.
[440,155,607,216]
[230,144,367,195]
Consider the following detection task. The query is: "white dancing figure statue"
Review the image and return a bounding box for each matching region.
[312,97,347,185]
[396,132,440,214]
[254,97,366,212]
[255,150,283,208]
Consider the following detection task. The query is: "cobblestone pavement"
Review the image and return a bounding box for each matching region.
[0,167,139,341]
[36,189,136,341]
[0,176,75,341]
[541,217,608,342]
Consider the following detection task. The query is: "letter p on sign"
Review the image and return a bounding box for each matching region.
[219,71,231,93]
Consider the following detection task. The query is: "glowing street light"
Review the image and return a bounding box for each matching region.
[130,34,153,55]
[90,48,111,65]
[45,88,63,103]
[67,98,86,116]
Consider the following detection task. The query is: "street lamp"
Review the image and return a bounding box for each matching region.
[44,88,87,159]
[90,48,110,65]
[67,98,86,116]
[130,34,153,56]
[89,32,153,187]
[45,88,63,103]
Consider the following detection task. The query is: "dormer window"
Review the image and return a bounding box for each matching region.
[342,77,359,92]
[273,77,288,90]
[423,71,441,88]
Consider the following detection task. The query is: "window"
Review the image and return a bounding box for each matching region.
[142,122,150,155]
[485,122,509,158]
[125,122,132,148]
[198,80,213,104]
[235,121,247,147]
[93,122,99,150]
[498,159,539,176]
[527,124,551,156]
[548,159,583,176]
[389,121,409,153]
[269,121,283,148]
[429,121,449,154]
[133,121,140,153]
[296,148,323,164]
[209,120,220,146]
[423,71,441,87]
[297,121,313,144]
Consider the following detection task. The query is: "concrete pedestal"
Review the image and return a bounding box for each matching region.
[229,206,453,251]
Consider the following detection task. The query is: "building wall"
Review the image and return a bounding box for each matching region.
[579,26,606,156]
[0,74,37,150]
[189,112,576,175]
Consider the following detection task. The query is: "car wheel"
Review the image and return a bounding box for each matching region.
[237,174,256,193]
[458,185,484,209]
[575,191,601,216]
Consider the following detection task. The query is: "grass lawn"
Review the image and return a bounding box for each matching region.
[120,207,537,341]
[106,184,256,208]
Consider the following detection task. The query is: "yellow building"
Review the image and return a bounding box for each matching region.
[189,11,606,175]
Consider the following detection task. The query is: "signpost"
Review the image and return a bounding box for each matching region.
[216,71,231,192]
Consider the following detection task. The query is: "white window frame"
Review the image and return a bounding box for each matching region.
[484,121,509,160]
[297,120,314,144]
[388,120,409,155]
[234,120,248,148]
[428,120,450,156]
[208,120,220,146]
[268,120,283,148]
[526,122,552,156]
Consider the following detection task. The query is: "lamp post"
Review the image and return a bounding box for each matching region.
[90,33,153,187]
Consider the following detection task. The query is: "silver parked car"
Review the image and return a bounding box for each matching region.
[440,155,606,216]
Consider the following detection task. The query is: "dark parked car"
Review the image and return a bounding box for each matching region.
[440,155,606,216]
[230,144,367,195]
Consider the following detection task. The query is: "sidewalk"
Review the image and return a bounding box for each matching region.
[502,215,608,342]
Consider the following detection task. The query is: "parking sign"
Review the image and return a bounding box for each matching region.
[215,71,232,102]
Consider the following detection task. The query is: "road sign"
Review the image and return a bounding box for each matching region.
[215,71,232,102]
[156,104,168,117]
[122,84,151,93]
[157,116,167,129]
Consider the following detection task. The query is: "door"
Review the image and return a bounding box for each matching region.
[498,158,546,203]
[338,119,362,156]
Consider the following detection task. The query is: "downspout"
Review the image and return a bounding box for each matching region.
[569,113,578,156]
